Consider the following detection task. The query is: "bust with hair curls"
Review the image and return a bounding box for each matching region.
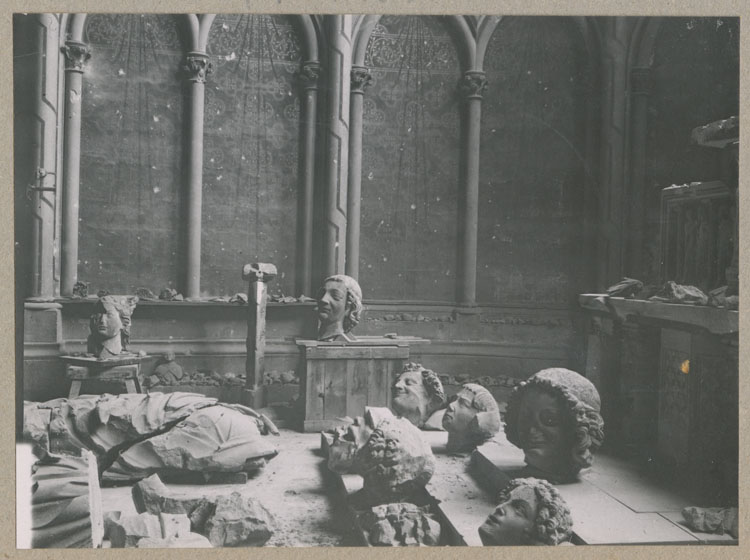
[316,274,363,342]
[442,383,501,452]
[505,368,604,482]
[478,477,573,546]
[391,363,446,429]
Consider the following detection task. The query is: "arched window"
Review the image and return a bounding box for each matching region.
[202,15,303,297]
[478,17,592,306]
[79,14,186,294]
[359,16,461,302]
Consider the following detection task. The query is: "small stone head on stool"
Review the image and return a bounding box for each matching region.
[87,295,138,359]
[504,368,604,482]
[478,477,573,546]
[442,383,501,452]
[316,274,363,342]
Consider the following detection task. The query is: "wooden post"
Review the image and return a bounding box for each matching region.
[242,262,277,409]
[296,61,320,296]
[345,66,373,280]
[182,52,212,299]
[457,71,487,307]
[60,40,91,296]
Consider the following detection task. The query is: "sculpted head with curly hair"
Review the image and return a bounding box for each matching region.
[391,363,446,428]
[505,368,604,482]
[479,477,573,546]
[442,383,501,452]
[316,275,363,342]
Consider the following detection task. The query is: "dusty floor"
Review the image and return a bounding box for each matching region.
[101,430,353,547]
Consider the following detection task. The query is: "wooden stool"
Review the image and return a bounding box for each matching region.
[61,355,144,398]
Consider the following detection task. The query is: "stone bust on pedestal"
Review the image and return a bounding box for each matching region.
[87,295,138,359]
[316,274,363,342]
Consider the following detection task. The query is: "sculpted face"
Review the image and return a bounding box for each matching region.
[317,280,348,336]
[517,387,571,475]
[93,304,122,339]
[442,389,476,435]
[478,485,538,545]
[392,370,430,425]
[327,417,374,474]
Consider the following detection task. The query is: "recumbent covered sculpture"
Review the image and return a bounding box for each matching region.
[478,477,573,546]
[23,392,279,482]
[390,363,446,429]
[442,383,501,452]
[316,274,363,342]
[505,368,604,482]
[328,407,435,507]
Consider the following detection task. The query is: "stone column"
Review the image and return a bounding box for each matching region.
[345,66,373,280]
[457,71,487,307]
[242,263,277,409]
[627,66,652,281]
[321,15,352,278]
[296,61,320,297]
[182,52,211,299]
[60,40,91,296]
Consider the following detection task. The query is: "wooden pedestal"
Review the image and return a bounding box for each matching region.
[61,355,144,398]
[297,337,426,432]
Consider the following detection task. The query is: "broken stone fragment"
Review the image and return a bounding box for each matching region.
[132,474,212,520]
[134,287,157,300]
[136,533,213,548]
[204,492,276,547]
[649,281,708,305]
[159,513,191,539]
[23,402,52,453]
[108,512,161,548]
[72,281,89,298]
[359,502,441,546]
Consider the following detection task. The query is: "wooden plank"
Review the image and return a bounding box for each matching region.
[323,360,348,421]
[365,359,389,409]
[346,360,369,418]
[306,346,409,360]
[305,362,325,422]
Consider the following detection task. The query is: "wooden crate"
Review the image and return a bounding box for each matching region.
[297,338,420,432]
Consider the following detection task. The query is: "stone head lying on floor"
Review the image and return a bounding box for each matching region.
[328,407,435,507]
[504,368,604,482]
[390,362,446,429]
[478,477,573,546]
[442,383,501,452]
[23,392,279,481]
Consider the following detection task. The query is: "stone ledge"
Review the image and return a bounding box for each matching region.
[579,294,738,335]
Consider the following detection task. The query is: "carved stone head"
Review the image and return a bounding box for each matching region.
[391,363,446,428]
[505,368,604,482]
[329,407,435,506]
[478,477,573,546]
[87,295,138,359]
[316,274,363,342]
[442,383,501,452]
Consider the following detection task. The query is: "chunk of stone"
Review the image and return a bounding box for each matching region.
[204,492,275,547]
[159,513,191,539]
[136,533,213,548]
[132,474,211,518]
[108,512,161,548]
[682,506,738,538]
[649,281,708,305]
[359,502,441,546]
[606,277,644,298]
[103,511,122,540]
[23,402,52,452]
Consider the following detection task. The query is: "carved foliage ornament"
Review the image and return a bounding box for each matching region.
[297,61,321,90]
[61,41,91,72]
[183,54,213,83]
[458,71,488,99]
[351,66,374,94]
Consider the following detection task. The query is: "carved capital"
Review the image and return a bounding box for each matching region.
[183,53,212,83]
[61,41,91,73]
[350,66,373,94]
[458,71,488,99]
[630,67,652,96]
[295,61,320,91]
